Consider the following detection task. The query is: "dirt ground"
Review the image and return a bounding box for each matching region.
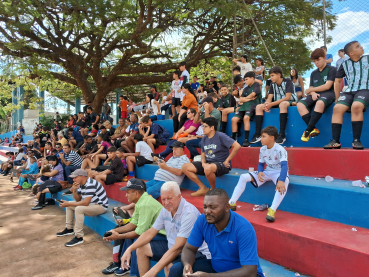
[0,175,114,277]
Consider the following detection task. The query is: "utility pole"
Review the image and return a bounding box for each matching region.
[323,0,327,47]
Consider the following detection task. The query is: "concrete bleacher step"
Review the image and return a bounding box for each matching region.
[51,189,306,277]
[101,182,369,277]
[155,145,369,181]
[135,164,369,230]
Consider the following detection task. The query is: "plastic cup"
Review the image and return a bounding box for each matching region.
[249,167,254,172]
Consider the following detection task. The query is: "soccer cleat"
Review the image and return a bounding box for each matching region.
[276,134,286,145]
[352,139,364,150]
[65,236,84,247]
[114,267,130,276]
[310,128,320,137]
[56,228,74,237]
[102,262,120,275]
[323,139,341,149]
[230,203,237,211]
[250,134,261,144]
[266,208,276,222]
[301,131,310,142]
[123,176,134,182]
[242,139,250,147]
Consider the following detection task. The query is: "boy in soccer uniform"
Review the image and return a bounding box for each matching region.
[324,41,369,150]
[250,66,298,145]
[229,126,289,222]
[171,71,181,115]
[297,48,337,142]
[231,72,262,147]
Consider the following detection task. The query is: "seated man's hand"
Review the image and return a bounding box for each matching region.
[121,249,132,270]
[223,160,230,168]
[157,160,167,169]
[258,172,265,182]
[59,200,69,208]
[276,180,286,195]
[103,229,120,242]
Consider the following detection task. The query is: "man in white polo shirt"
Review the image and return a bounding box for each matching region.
[121,181,210,277]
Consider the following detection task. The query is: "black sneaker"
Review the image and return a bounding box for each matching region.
[242,139,250,147]
[352,139,364,150]
[102,262,120,275]
[151,153,160,158]
[63,190,73,195]
[276,134,286,145]
[56,228,74,237]
[250,134,261,144]
[65,236,84,247]
[323,139,341,149]
[114,267,130,276]
[31,204,43,210]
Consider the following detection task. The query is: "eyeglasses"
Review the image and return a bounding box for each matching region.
[187,112,192,114]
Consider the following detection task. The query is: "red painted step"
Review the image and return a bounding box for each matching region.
[103,182,369,277]
[155,146,369,181]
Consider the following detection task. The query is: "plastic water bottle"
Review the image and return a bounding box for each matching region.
[253,204,269,211]
[249,167,254,172]
[325,175,334,182]
[352,180,363,187]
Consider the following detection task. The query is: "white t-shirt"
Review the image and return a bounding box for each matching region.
[172,80,181,98]
[259,143,288,172]
[179,70,190,101]
[162,96,169,105]
[151,99,159,115]
[237,61,253,77]
[15,153,25,161]
[135,141,154,161]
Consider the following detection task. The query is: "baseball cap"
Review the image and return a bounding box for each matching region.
[202,96,214,104]
[169,141,185,149]
[120,178,146,191]
[69,169,88,178]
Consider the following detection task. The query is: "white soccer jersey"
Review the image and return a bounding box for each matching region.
[259,143,288,172]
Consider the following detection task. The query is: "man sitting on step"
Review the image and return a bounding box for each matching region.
[102,178,166,276]
[182,117,241,197]
[120,181,211,277]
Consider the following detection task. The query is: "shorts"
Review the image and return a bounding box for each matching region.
[154,138,165,149]
[13,160,22,166]
[135,156,153,167]
[172,97,181,106]
[299,91,335,112]
[105,174,119,185]
[234,104,257,119]
[256,75,264,81]
[337,89,369,110]
[192,161,231,177]
[295,87,302,92]
[248,170,289,188]
[39,180,63,193]
[121,111,128,119]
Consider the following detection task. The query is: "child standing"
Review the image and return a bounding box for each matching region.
[171,71,181,115]
[229,126,289,222]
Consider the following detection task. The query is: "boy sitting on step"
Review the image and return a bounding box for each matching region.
[229,126,289,222]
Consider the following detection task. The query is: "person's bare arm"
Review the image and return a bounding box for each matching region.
[157,160,183,176]
[224,141,241,168]
[232,58,240,64]
[299,76,305,94]
[268,93,292,107]
[334,78,342,101]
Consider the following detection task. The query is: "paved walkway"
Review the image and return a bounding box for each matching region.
[0,175,113,277]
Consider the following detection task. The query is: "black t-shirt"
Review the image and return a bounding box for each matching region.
[76,119,86,128]
[212,81,219,92]
[266,79,272,87]
[88,112,97,126]
[109,156,124,181]
[38,132,51,147]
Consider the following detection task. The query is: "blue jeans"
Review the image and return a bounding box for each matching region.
[185,139,201,158]
[169,258,215,277]
[146,180,166,199]
[161,104,172,116]
[64,165,80,184]
[159,140,176,159]
[101,113,109,121]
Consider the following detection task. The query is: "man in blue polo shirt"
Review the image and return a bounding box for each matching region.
[169,188,263,277]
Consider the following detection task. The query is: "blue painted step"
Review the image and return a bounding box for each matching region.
[50,189,305,277]
[135,164,369,229]
[154,105,369,148]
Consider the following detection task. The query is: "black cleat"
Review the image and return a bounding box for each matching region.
[250,134,261,144]
[276,134,286,145]
[352,139,364,150]
[242,139,250,147]
[323,139,341,149]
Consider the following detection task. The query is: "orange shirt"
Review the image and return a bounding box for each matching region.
[120,100,128,112]
[181,93,198,112]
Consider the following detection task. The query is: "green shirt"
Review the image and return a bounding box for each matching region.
[200,107,222,131]
[130,192,166,236]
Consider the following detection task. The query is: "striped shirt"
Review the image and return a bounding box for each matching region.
[154,154,190,184]
[64,150,83,167]
[77,178,109,209]
[337,55,369,92]
[268,77,297,102]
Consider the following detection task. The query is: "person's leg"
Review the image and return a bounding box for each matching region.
[270,177,290,211]
[182,163,206,191]
[137,243,154,276]
[146,180,165,199]
[65,206,76,230]
[126,156,136,176]
[93,154,107,167]
[122,136,135,153]
[203,163,218,189]
[243,115,251,145]
[251,104,265,143]
[73,204,106,238]
[159,140,175,158]
[146,138,156,152]
[185,139,201,159]
[305,100,325,133]
[278,101,290,138]
[229,173,253,204]
[331,104,350,142]
[81,158,94,170]
[221,107,234,132]
[178,113,188,130]
[297,102,310,126]
[231,116,241,140]
[94,174,107,184]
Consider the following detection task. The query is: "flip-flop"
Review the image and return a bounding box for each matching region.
[112,207,131,219]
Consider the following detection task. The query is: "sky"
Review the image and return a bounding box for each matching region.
[303,0,369,86]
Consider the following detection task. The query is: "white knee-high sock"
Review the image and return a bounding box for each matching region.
[270,178,289,211]
[229,174,252,204]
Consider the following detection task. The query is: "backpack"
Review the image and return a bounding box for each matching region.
[157,124,170,142]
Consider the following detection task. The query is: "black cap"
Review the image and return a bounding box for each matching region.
[169,141,185,149]
[120,178,145,191]
[202,96,214,104]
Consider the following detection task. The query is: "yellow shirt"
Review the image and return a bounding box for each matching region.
[58,137,68,146]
